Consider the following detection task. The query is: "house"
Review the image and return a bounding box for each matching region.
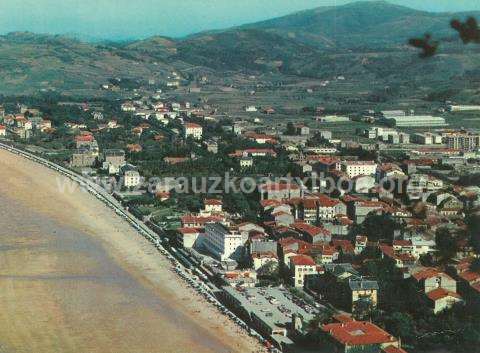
[349,199,389,224]
[103,149,126,175]
[244,132,277,144]
[355,236,368,255]
[311,243,338,264]
[258,182,302,201]
[437,197,463,217]
[379,244,416,269]
[272,211,295,227]
[426,288,463,314]
[70,150,96,168]
[202,199,223,215]
[121,102,136,112]
[352,175,376,194]
[293,222,332,243]
[289,254,320,287]
[0,125,6,136]
[184,122,203,140]
[349,279,379,314]
[240,156,253,168]
[278,237,312,264]
[411,267,463,314]
[204,139,218,154]
[321,321,401,353]
[123,167,141,188]
[251,251,278,271]
[126,144,143,153]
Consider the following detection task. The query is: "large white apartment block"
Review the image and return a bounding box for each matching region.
[204,223,245,261]
[340,160,377,178]
[443,132,480,151]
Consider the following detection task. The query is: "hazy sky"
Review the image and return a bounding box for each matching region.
[1,0,480,40]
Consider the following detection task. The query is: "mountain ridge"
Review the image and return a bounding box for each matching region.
[0,1,479,95]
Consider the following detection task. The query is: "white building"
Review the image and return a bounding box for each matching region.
[184,122,203,140]
[124,170,141,188]
[204,223,245,261]
[121,102,136,112]
[340,160,377,178]
[447,105,480,112]
[411,133,443,145]
[443,132,480,151]
[289,255,319,288]
[384,115,447,127]
[201,199,223,215]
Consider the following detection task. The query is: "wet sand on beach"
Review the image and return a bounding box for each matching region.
[0,149,262,353]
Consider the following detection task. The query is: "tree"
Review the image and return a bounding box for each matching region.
[384,312,417,344]
[467,213,480,252]
[470,258,480,273]
[285,122,296,135]
[435,228,459,264]
[362,213,400,242]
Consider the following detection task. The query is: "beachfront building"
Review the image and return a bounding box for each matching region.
[204,223,244,261]
[103,149,126,174]
[123,168,142,188]
[321,320,402,353]
[220,286,317,350]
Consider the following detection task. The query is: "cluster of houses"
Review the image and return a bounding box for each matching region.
[3,94,480,353]
[0,105,53,139]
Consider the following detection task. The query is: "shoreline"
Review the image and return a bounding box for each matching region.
[0,147,264,353]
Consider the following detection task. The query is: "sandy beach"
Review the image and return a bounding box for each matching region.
[0,148,263,353]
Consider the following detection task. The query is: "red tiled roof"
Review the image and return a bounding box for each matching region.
[177,227,203,234]
[260,199,283,208]
[459,270,480,284]
[185,122,202,129]
[204,199,222,206]
[412,268,442,281]
[293,222,330,238]
[75,134,94,142]
[322,321,397,346]
[290,255,316,266]
[332,239,355,254]
[393,240,412,247]
[426,288,461,301]
[181,214,224,226]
